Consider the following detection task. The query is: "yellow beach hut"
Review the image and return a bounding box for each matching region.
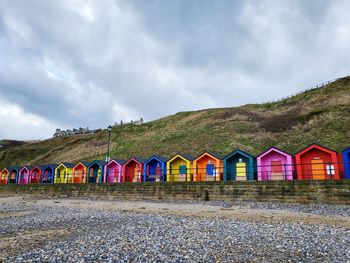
[0,168,9,185]
[166,154,195,182]
[54,163,75,183]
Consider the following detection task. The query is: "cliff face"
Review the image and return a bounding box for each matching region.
[1,77,350,167]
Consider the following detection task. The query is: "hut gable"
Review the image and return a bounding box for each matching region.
[296,144,340,180]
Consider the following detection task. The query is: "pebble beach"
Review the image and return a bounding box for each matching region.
[1,197,349,262]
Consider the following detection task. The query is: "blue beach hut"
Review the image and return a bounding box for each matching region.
[8,167,19,184]
[87,160,106,183]
[41,164,57,183]
[143,156,168,182]
[342,148,350,179]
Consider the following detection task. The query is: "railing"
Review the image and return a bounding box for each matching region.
[1,162,349,185]
[262,75,349,105]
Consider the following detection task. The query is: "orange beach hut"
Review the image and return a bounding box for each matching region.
[193,152,223,182]
[72,162,91,183]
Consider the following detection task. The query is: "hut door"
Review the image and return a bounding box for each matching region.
[206,163,214,181]
[271,160,283,180]
[44,170,48,182]
[206,163,214,175]
[47,170,53,182]
[133,165,140,182]
[155,164,161,182]
[10,172,16,183]
[311,159,325,180]
[178,165,187,182]
[236,162,247,181]
[114,169,119,183]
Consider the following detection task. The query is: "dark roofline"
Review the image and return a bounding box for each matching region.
[169,153,196,161]
[8,166,20,172]
[19,165,34,171]
[108,159,127,165]
[296,143,337,156]
[41,164,58,170]
[88,160,107,167]
[195,151,223,160]
[257,146,293,158]
[223,148,255,160]
[124,157,145,166]
[144,155,169,164]
[60,162,76,168]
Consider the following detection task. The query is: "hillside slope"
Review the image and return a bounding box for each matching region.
[1,77,350,167]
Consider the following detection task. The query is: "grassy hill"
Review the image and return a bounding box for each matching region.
[1,76,350,168]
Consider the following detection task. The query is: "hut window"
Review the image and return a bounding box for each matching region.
[326,165,335,175]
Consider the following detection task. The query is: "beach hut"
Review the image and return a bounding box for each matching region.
[143,156,168,182]
[257,147,294,181]
[223,149,256,181]
[104,159,126,183]
[342,148,350,179]
[41,164,57,183]
[18,166,33,184]
[166,154,195,182]
[54,163,75,183]
[193,152,223,182]
[29,166,42,184]
[295,144,340,180]
[0,168,9,185]
[87,160,106,183]
[72,162,91,183]
[8,167,19,184]
[122,158,145,183]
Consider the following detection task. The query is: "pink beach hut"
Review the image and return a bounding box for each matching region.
[18,166,33,184]
[257,147,294,181]
[104,159,126,183]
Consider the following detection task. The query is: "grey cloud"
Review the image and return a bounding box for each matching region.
[0,0,350,140]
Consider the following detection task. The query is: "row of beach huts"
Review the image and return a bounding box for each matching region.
[1,144,350,185]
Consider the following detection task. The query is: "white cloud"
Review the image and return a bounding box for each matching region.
[0,100,57,140]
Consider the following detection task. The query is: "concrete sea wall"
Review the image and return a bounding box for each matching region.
[0,180,349,205]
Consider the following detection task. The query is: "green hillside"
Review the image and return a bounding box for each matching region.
[1,77,350,168]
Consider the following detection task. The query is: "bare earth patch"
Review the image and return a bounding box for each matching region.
[0,211,33,219]
[0,229,68,260]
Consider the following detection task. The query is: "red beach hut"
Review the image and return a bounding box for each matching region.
[29,166,42,184]
[295,144,340,180]
[122,158,145,183]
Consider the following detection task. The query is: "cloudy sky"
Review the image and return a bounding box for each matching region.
[0,0,350,140]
